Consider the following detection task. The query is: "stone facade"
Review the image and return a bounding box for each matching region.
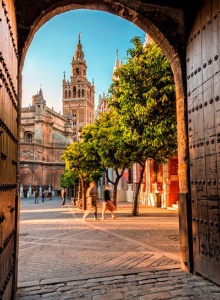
[19,36,95,195]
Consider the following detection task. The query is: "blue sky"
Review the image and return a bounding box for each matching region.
[22,10,146,113]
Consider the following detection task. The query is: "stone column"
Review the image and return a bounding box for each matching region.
[39,185,42,196]
[28,184,32,197]
[20,184,24,197]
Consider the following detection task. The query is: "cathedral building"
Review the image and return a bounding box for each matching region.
[19,35,95,197]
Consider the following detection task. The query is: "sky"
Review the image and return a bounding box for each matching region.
[22,10,146,113]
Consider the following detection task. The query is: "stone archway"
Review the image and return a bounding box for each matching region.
[1,1,191,299]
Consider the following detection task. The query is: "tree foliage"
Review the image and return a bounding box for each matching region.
[61,141,103,206]
[60,169,78,189]
[108,37,177,214]
[83,109,134,205]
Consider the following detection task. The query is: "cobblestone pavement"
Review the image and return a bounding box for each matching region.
[15,197,220,299]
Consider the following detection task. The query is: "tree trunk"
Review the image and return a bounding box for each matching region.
[78,178,82,201]
[112,176,121,207]
[82,179,87,210]
[132,162,146,216]
[104,168,125,208]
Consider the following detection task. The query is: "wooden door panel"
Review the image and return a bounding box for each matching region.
[187,0,220,285]
[198,200,208,256]
[0,1,19,299]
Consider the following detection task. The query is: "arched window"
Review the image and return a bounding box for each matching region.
[76,68,80,75]
[25,133,33,143]
[78,89,80,97]
[68,90,71,98]
[82,89,84,97]
[65,91,67,98]
[73,86,76,98]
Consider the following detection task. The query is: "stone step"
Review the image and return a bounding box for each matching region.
[167,202,178,211]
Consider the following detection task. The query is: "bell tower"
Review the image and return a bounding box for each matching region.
[62,34,95,141]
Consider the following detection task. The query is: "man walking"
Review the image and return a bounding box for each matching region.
[61,188,66,206]
[83,182,99,221]
[35,189,39,204]
[102,184,116,219]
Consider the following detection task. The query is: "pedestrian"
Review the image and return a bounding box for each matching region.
[102,184,116,219]
[83,182,99,221]
[48,191,52,200]
[35,189,39,204]
[61,188,66,206]
[42,191,45,202]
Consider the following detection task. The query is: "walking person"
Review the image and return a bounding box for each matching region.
[83,182,99,221]
[34,189,39,204]
[61,188,66,206]
[42,190,45,202]
[102,184,116,219]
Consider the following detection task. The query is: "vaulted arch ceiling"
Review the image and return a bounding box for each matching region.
[15,0,192,68]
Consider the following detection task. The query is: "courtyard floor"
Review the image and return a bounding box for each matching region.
[15,197,220,300]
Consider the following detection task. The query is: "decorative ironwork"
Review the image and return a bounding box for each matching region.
[11,159,18,166]
[0,229,16,254]
[9,207,15,214]
[0,65,18,111]
[0,152,7,160]
[0,184,17,191]
[0,263,15,297]
[0,213,5,224]
[0,119,18,144]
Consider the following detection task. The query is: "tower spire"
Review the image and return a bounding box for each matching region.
[73,33,85,62]
[78,32,81,43]
[112,49,120,81]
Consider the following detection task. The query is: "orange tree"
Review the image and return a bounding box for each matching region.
[108,37,177,215]
[82,109,134,206]
[61,141,103,208]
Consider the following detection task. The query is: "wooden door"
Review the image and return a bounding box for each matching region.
[186,0,220,285]
[0,0,19,299]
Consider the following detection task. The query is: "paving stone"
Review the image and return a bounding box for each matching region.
[138,279,158,285]
[81,282,102,288]
[57,285,77,292]
[15,295,41,300]
[88,275,125,283]
[41,291,62,298]
[20,286,41,292]
[107,286,129,293]
[93,291,124,300]
[139,292,171,300]
[67,280,86,286]
[172,297,191,300]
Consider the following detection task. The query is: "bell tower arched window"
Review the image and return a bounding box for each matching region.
[25,133,33,143]
[82,89,84,97]
[73,86,76,98]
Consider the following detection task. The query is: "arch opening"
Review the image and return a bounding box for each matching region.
[18,3,189,278]
[19,4,187,194]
